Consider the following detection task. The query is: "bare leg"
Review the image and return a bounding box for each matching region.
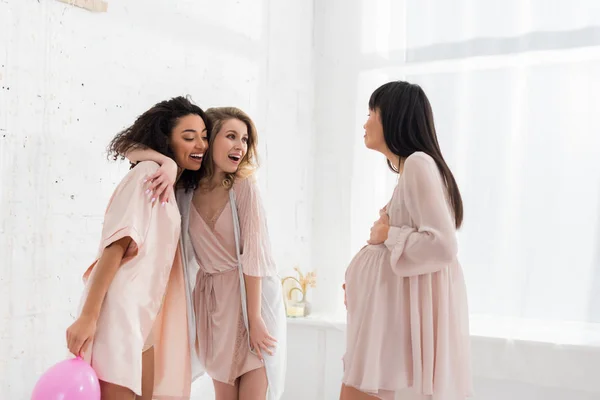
[135,347,155,400]
[340,384,381,400]
[238,367,268,400]
[100,380,136,400]
[214,378,239,400]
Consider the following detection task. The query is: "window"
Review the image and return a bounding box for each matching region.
[318,0,600,329]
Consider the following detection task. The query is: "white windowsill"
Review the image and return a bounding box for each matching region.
[286,313,346,331]
[285,313,600,393]
[286,313,600,348]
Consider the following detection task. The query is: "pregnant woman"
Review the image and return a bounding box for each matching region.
[342,81,472,400]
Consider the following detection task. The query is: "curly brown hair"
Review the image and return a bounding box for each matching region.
[106,96,211,191]
[200,107,259,189]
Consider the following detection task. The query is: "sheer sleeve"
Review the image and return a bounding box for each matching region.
[384,153,458,277]
[234,177,277,277]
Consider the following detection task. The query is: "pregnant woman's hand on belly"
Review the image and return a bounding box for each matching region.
[66,313,97,357]
[367,209,390,245]
[249,316,278,362]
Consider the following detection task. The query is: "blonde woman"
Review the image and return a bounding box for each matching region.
[126,107,286,400]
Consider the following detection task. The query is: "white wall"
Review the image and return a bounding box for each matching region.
[310,0,360,317]
[0,0,315,397]
[310,0,404,317]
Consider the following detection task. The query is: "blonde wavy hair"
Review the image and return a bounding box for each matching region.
[200,107,259,189]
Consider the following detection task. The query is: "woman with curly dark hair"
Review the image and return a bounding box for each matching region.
[126,107,286,400]
[65,96,211,400]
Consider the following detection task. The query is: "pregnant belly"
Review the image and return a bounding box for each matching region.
[345,244,387,278]
[345,245,389,302]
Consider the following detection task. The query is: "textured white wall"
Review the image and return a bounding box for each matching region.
[0,0,315,398]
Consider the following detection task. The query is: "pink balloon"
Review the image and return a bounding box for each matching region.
[31,357,100,400]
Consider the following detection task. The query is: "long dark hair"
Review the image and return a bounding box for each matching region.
[107,96,211,191]
[369,81,463,228]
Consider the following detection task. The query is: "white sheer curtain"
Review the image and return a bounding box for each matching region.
[344,0,600,333]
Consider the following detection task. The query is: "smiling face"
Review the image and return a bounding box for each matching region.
[168,114,209,171]
[210,118,248,175]
[199,107,259,188]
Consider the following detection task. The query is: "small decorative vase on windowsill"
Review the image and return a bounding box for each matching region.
[281,266,316,318]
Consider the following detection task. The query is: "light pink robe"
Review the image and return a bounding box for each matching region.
[188,195,264,384]
[343,152,472,400]
[177,177,287,399]
[78,161,191,398]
